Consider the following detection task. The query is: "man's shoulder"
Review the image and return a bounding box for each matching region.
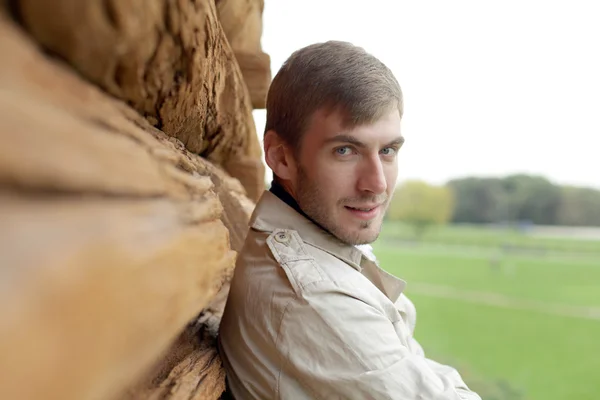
[241,228,362,295]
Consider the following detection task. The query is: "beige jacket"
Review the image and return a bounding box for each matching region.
[218,191,481,400]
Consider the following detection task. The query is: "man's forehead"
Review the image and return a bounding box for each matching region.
[308,107,402,142]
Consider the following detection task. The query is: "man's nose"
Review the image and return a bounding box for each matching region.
[357,156,387,195]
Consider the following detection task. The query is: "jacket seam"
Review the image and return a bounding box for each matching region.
[279,258,329,292]
[274,299,294,400]
[275,297,328,400]
[284,281,374,371]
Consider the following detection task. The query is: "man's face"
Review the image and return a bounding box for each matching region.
[293,108,403,245]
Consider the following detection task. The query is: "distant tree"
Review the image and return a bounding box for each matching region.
[556,186,600,226]
[388,180,454,237]
[448,177,508,224]
[449,174,562,225]
[501,174,561,225]
[446,173,600,227]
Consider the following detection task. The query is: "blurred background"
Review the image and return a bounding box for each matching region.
[257,1,600,399]
[2,0,598,399]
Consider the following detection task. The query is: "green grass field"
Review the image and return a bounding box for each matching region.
[374,223,600,400]
[381,222,600,256]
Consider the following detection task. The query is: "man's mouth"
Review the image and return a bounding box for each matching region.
[346,206,376,211]
[344,205,381,220]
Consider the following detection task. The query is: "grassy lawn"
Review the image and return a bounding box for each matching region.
[375,245,600,308]
[407,294,600,400]
[380,222,600,255]
[373,225,600,400]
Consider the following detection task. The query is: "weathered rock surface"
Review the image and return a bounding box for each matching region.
[15,0,265,197]
[217,0,271,109]
[0,3,264,398]
[118,321,227,400]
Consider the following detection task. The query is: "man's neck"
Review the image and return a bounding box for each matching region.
[269,180,330,235]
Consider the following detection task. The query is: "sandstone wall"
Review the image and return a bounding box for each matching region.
[0,1,269,399]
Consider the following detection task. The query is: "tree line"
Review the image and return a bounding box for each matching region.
[388,174,600,229]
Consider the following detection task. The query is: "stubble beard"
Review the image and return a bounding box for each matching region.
[295,166,387,245]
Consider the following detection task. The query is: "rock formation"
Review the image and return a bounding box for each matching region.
[0,1,269,399]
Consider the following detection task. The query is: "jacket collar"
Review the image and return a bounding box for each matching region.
[249,190,406,303]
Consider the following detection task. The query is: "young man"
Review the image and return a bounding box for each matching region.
[218,41,481,400]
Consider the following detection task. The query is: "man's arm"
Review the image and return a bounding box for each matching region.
[397,293,480,399]
[277,283,481,400]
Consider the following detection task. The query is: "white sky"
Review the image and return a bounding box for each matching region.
[253,0,600,189]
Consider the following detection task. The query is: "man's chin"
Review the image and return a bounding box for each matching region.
[353,232,380,245]
[334,225,381,246]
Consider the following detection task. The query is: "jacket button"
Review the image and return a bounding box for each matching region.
[275,231,290,244]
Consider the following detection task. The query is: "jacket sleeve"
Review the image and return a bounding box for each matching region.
[400,294,482,400]
[277,283,481,400]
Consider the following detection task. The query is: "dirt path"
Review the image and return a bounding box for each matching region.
[408,282,600,321]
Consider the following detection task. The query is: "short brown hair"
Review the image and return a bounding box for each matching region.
[265,40,403,153]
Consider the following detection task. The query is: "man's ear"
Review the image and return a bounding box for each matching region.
[264,130,296,181]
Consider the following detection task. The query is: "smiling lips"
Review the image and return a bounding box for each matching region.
[344,204,381,220]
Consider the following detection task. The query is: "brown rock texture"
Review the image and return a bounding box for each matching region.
[0,0,267,397]
[119,322,227,400]
[14,0,266,198]
[217,0,271,109]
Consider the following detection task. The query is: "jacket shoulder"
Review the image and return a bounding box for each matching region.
[265,229,332,294]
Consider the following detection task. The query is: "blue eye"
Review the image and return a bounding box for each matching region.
[381,147,397,156]
[336,147,353,156]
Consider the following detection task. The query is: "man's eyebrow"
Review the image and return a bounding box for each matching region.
[324,134,405,148]
[324,134,366,147]
[386,137,405,147]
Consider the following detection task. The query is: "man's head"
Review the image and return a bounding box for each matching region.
[264,41,404,245]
